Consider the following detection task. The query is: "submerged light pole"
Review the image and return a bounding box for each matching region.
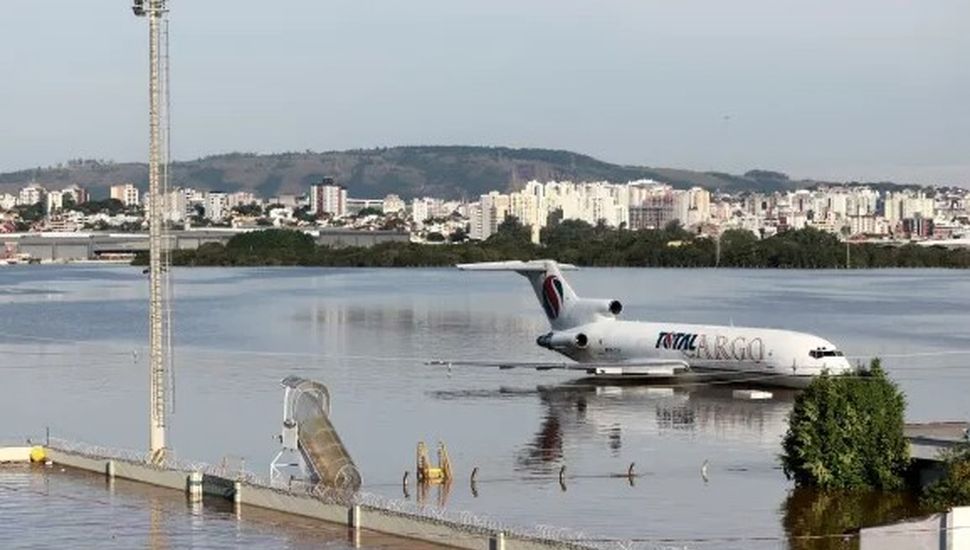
[133,0,171,464]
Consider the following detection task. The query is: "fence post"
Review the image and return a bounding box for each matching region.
[187,471,203,502]
[348,504,361,529]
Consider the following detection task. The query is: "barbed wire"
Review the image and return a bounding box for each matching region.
[26,437,970,549]
[42,437,609,548]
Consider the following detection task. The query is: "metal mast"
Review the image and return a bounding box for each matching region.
[133,0,170,463]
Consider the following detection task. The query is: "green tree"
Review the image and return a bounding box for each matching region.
[75,199,126,216]
[13,202,45,222]
[449,227,468,243]
[485,216,536,259]
[139,225,970,269]
[719,229,759,266]
[492,216,531,242]
[355,207,383,218]
[782,358,909,490]
[294,206,316,223]
[662,219,691,241]
[922,444,970,511]
[232,202,263,217]
[225,229,315,265]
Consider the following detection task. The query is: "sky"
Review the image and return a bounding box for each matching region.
[1,0,968,185]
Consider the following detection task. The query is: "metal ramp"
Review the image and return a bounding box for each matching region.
[270,376,361,491]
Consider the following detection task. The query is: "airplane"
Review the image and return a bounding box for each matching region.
[434,260,854,388]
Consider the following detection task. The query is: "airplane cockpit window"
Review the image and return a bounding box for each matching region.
[810,349,845,359]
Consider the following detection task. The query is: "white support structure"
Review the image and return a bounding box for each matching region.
[134,0,171,465]
[269,378,332,487]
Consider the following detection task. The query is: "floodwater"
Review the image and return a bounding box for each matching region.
[1,266,967,548]
[0,463,401,549]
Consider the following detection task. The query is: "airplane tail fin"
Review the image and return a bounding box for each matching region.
[457,260,584,330]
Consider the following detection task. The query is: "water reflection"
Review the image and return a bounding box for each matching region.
[432,382,797,475]
[782,488,926,550]
[415,480,453,509]
[148,502,168,550]
[527,383,795,470]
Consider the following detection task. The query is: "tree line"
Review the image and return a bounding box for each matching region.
[138,220,970,268]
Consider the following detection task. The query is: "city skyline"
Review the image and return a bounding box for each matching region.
[3,176,966,246]
[2,1,968,186]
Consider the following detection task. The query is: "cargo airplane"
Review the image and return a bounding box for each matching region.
[436,260,853,388]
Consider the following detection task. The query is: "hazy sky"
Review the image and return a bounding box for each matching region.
[2,0,968,185]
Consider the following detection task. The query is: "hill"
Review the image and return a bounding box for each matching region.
[0,146,913,200]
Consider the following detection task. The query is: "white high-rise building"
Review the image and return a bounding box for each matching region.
[309,181,347,218]
[46,190,64,213]
[509,191,543,243]
[903,193,935,220]
[62,184,88,206]
[227,191,257,210]
[480,192,511,239]
[164,188,189,222]
[205,192,229,222]
[846,188,878,216]
[885,190,935,222]
[686,187,711,226]
[411,197,435,228]
[467,202,484,240]
[884,192,904,222]
[18,183,46,206]
[110,183,140,207]
[0,193,16,211]
[382,194,405,214]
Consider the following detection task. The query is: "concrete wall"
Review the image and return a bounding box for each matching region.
[860,513,943,550]
[3,229,411,261]
[45,446,589,550]
[16,238,94,261]
[860,506,970,550]
[316,230,409,249]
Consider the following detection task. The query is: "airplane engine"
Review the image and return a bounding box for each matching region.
[568,298,622,320]
[536,331,589,350]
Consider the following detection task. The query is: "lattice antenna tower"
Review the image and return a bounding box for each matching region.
[133,0,172,464]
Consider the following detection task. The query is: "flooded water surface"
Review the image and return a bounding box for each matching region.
[0,266,967,548]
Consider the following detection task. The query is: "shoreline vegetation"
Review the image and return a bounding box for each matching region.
[134,221,970,269]
[781,358,970,527]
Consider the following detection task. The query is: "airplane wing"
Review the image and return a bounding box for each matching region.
[427,359,690,376]
[456,260,578,272]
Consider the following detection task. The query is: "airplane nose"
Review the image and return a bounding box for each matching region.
[834,357,853,374]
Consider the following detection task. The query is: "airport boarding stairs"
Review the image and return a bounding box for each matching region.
[270,376,362,491]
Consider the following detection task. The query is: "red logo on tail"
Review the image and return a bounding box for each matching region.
[542,275,564,319]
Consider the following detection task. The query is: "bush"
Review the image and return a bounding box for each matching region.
[922,444,970,511]
[134,226,970,268]
[224,229,315,264]
[781,359,908,490]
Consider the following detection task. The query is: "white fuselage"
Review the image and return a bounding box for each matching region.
[540,319,853,387]
[456,260,853,389]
